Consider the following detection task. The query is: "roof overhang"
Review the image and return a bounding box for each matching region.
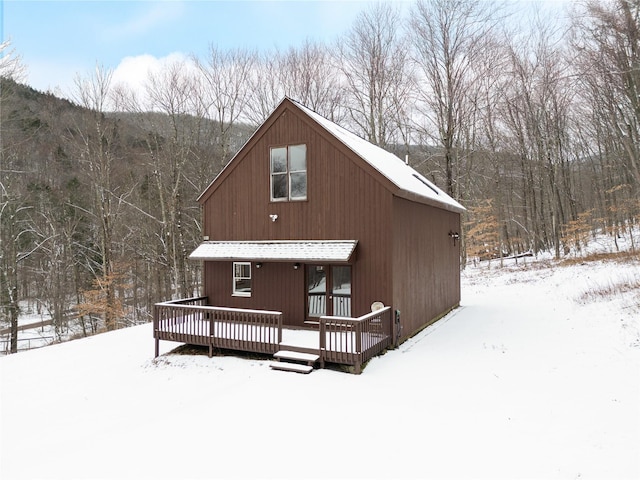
[396,188,466,214]
[189,240,358,263]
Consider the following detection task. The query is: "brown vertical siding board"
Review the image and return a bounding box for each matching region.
[391,197,461,341]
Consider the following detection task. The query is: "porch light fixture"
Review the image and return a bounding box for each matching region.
[448,231,460,246]
[293,263,300,270]
[256,262,263,269]
[269,214,278,222]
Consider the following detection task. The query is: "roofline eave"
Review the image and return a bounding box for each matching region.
[395,189,467,214]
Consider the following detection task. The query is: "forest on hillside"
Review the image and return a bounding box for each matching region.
[1,0,638,352]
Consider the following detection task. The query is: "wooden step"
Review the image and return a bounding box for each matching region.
[273,350,320,365]
[269,362,313,374]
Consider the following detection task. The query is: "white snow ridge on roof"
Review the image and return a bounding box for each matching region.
[292,99,465,213]
[189,240,358,263]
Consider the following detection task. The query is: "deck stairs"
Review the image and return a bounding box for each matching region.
[270,350,320,374]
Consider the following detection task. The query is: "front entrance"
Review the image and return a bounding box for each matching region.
[306,265,351,320]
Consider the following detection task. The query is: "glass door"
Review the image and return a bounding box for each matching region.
[307,265,351,319]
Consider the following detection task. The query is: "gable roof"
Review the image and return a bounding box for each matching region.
[290,99,465,213]
[199,98,464,213]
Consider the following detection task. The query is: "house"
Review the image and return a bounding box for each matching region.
[154,98,465,373]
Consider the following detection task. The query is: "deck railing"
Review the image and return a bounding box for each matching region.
[154,297,283,357]
[319,306,392,374]
[155,298,392,373]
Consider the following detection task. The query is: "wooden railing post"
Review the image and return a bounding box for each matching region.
[277,313,283,344]
[319,317,326,368]
[355,319,362,372]
[153,305,160,358]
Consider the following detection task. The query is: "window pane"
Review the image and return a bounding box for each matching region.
[289,144,306,171]
[290,172,307,199]
[307,266,326,317]
[332,266,351,295]
[272,173,288,199]
[271,147,287,173]
[235,278,251,293]
[332,266,351,316]
[240,264,250,278]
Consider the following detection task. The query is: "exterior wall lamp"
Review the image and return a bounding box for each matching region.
[293,263,300,270]
[448,231,460,246]
[256,262,263,269]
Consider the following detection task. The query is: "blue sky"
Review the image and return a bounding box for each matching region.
[1,0,382,96]
[2,0,570,100]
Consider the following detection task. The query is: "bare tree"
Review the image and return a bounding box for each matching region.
[245,53,283,125]
[0,78,46,351]
[338,2,414,148]
[500,14,577,257]
[276,40,344,121]
[144,59,203,299]
[0,179,28,353]
[195,46,256,168]
[572,0,640,201]
[71,64,124,330]
[410,0,502,198]
[0,39,26,82]
[246,41,345,125]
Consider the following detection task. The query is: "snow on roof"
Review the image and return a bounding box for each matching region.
[189,240,358,263]
[291,99,465,213]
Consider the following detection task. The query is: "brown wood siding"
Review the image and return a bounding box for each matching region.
[201,105,393,325]
[391,196,461,341]
[204,261,305,326]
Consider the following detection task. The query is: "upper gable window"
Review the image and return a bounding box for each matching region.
[270,144,307,201]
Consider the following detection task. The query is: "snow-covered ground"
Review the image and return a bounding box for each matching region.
[1,250,639,479]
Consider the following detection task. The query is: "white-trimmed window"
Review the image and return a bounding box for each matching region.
[233,262,251,297]
[270,144,307,201]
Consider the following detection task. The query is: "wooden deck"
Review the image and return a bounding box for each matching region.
[154,297,393,373]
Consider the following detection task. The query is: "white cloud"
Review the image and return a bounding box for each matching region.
[110,52,195,110]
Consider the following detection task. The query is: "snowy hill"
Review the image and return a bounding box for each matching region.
[1,252,639,479]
